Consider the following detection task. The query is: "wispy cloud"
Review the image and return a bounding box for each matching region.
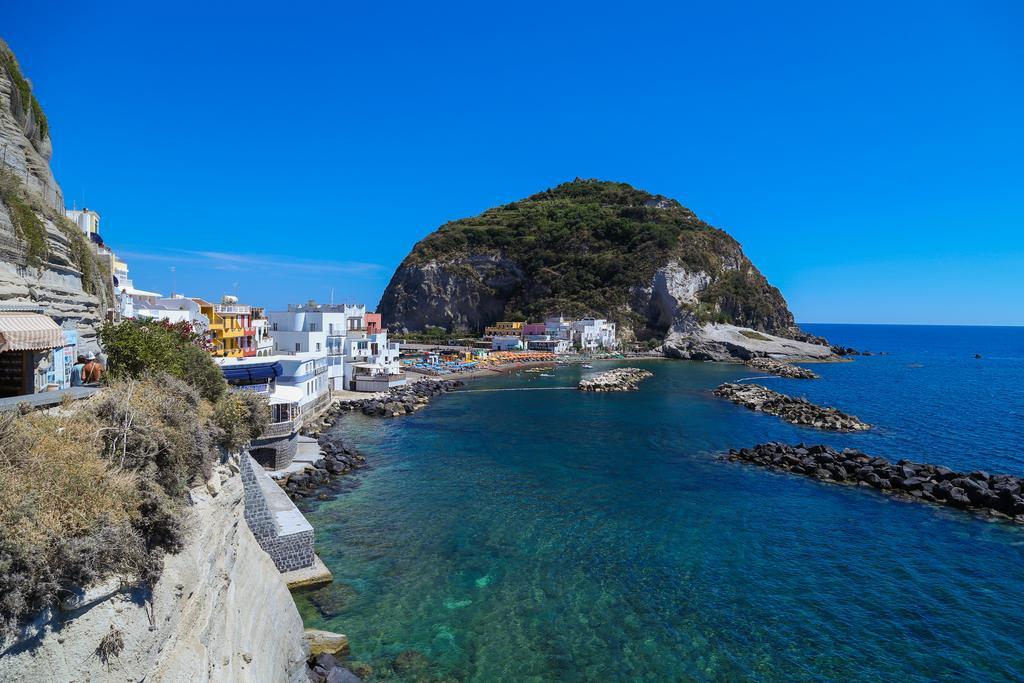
[117,249,386,275]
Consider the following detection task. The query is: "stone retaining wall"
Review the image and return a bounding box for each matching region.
[240,453,315,573]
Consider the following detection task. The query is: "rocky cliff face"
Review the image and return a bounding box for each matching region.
[0,475,309,682]
[0,39,110,351]
[379,179,822,359]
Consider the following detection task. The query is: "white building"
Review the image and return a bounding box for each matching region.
[252,309,274,357]
[527,338,571,354]
[491,335,523,351]
[544,315,574,341]
[268,301,403,392]
[132,295,210,333]
[342,331,403,391]
[571,318,617,351]
[66,208,100,237]
[216,353,329,469]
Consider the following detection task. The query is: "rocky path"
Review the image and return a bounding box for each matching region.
[727,443,1024,523]
[714,383,869,431]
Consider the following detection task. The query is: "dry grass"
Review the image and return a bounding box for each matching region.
[0,412,139,550]
[739,329,772,342]
[96,625,125,666]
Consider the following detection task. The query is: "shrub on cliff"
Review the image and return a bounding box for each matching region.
[100,319,226,402]
[88,376,218,497]
[0,168,49,268]
[212,390,271,452]
[0,411,147,636]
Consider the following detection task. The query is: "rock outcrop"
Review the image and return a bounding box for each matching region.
[0,474,309,682]
[746,357,819,379]
[0,39,111,351]
[714,383,869,431]
[727,443,1024,524]
[334,378,464,418]
[378,179,829,360]
[579,367,653,392]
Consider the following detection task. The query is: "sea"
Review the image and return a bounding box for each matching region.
[294,324,1024,682]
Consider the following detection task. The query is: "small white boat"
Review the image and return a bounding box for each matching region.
[581,364,593,369]
[540,373,554,377]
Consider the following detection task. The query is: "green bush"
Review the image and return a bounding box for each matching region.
[212,390,271,452]
[100,319,226,402]
[0,169,48,268]
[0,42,48,140]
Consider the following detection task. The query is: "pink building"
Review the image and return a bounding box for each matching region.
[366,313,382,335]
[521,322,546,336]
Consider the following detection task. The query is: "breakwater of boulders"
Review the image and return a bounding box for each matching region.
[335,379,464,417]
[578,368,653,392]
[714,383,870,431]
[746,357,819,379]
[726,443,1024,523]
[283,429,367,502]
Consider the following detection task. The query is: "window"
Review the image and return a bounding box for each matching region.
[295,342,301,352]
[316,342,321,352]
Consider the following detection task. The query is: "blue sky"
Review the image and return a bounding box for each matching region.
[5,1,1022,324]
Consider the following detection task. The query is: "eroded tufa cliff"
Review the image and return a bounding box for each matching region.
[0,39,111,350]
[0,474,310,682]
[379,179,825,359]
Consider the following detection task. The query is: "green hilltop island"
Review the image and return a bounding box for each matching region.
[378,178,834,361]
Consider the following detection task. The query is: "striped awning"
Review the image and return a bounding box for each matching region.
[0,313,64,352]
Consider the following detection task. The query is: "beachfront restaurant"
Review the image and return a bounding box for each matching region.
[0,311,70,398]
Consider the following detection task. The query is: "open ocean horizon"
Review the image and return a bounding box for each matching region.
[295,323,1024,681]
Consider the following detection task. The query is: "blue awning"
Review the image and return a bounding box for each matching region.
[221,362,283,383]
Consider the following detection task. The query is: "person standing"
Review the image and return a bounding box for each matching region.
[82,352,103,385]
[70,355,86,387]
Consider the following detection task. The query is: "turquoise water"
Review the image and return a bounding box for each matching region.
[295,325,1024,681]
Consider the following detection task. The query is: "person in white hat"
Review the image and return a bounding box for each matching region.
[83,352,104,385]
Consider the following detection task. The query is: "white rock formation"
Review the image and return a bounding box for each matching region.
[647,260,831,361]
[0,40,110,352]
[0,475,309,682]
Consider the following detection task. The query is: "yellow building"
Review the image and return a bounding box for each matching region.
[483,321,523,337]
[193,297,258,358]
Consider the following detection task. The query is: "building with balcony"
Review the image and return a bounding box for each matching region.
[544,315,574,341]
[251,307,274,357]
[571,318,618,351]
[216,352,330,469]
[269,301,375,391]
[527,338,571,354]
[342,331,405,391]
[194,296,258,358]
[483,321,524,338]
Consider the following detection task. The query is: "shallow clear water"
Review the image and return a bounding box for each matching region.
[295,325,1024,681]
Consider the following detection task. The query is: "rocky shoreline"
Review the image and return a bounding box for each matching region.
[277,380,465,502]
[335,379,464,417]
[726,443,1024,523]
[745,357,819,379]
[578,367,653,392]
[714,383,870,431]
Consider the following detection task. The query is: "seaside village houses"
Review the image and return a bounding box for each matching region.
[481,315,617,353]
[0,208,406,579]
